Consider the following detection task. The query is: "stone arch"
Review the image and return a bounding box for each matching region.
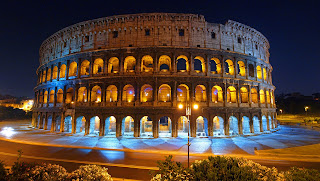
[210,58,221,74]
[80,60,90,76]
[105,116,116,137]
[196,116,208,137]
[122,84,135,102]
[213,116,224,136]
[253,116,260,133]
[108,57,119,73]
[65,88,74,103]
[237,61,246,76]
[76,116,86,134]
[268,115,273,129]
[64,116,72,132]
[159,116,172,137]
[266,91,271,104]
[47,68,51,81]
[240,87,249,103]
[89,116,100,135]
[57,89,63,103]
[124,56,136,72]
[159,55,171,72]
[251,88,258,103]
[93,58,104,75]
[141,84,153,102]
[41,115,46,129]
[46,115,53,130]
[52,66,58,79]
[178,116,189,137]
[262,115,268,131]
[106,85,118,102]
[248,64,254,77]
[158,84,171,102]
[68,61,77,77]
[228,116,239,136]
[42,70,46,82]
[59,64,66,78]
[36,114,41,128]
[43,91,48,104]
[194,56,205,73]
[225,59,235,75]
[257,65,262,79]
[259,89,265,104]
[227,86,237,103]
[242,116,250,135]
[140,116,153,137]
[177,55,189,72]
[122,116,134,137]
[195,85,207,102]
[263,68,267,81]
[49,90,55,103]
[77,87,87,102]
[141,55,153,72]
[55,116,61,132]
[212,85,223,103]
[91,85,102,102]
[177,84,189,102]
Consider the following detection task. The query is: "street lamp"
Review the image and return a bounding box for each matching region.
[305,106,309,115]
[178,102,199,168]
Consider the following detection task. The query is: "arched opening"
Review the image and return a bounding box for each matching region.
[93,58,104,75]
[141,84,153,102]
[194,56,205,73]
[49,90,55,103]
[76,116,86,134]
[108,57,119,73]
[47,68,51,81]
[158,84,171,102]
[271,91,275,105]
[122,116,134,137]
[212,86,223,103]
[159,55,171,72]
[237,61,246,76]
[89,116,100,135]
[178,116,189,137]
[55,116,61,132]
[196,116,208,137]
[140,116,153,137]
[227,86,237,103]
[228,116,239,136]
[52,66,58,80]
[64,116,72,132]
[260,90,265,104]
[65,88,74,103]
[248,64,254,77]
[77,87,87,103]
[195,85,206,102]
[177,84,189,102]
[42,70,46,82]
[68,62,77,77]
[240,87,248,103]
[47,115,52,130]
[37,115,41,128]
[253,116,260,133]
[257,66,262,79]
[225,59,234,75]
[141,55,153,72]
[122,84,135,102]
[57,89,63,103]
[262,116,267,131]
[251,88,258,103]
[105,116,116,137]
[213,116,224,136]
[106,85,117,102]
[268,115,273,129]
[177,55,189,72]
[210,58,221,74]
[124,56,136,72]
[41,116,46,129]
[59,64,66,78]
[159,116,172,137]
[43,91,48,104]
[242,116,250,135]
[91,85,102,103]
[80,60,90,76]
[266,91,271,104]
[263,68,267,81]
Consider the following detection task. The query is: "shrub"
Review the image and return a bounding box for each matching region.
[19,163,68,181]
[69,165,112,181]
[0,161,7,181]
[284,167,320,181]
[9,161,38,181]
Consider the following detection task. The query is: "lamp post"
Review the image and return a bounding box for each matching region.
[305,106,309,116]
[178,102,198,168]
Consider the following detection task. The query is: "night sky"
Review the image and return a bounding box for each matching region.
[1,0,319,97]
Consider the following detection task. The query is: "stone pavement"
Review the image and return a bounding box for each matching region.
[0,120,320,159]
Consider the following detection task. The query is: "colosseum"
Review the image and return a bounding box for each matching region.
[32,13,277,138]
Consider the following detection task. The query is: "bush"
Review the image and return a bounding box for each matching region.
[284,167,320,181]
[69,165,113,181]
[0,161,7,181]
[19,163,68,181]
[9,161,38,181]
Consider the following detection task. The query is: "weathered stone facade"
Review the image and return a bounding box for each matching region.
[32,13,276,138]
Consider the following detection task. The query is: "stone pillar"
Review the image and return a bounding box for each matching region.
[206,56,211,76]
[153,78,158,106]
[66,60,70,80]
[173,81,177,106]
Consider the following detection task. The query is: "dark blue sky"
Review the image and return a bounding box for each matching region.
[1,0,319,97]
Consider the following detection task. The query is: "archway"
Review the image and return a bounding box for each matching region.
[237,61,246,76]
[227,86,237,103]
[122,116,134,137]
[105,116,116,137]
[91,86,102,103]
[178,116,189,137]
[68,61,77,77]
[213,116,224,136]
[225,59,234,75]
[140,84,153,102]
[37,115,41,128]
[257,66,262,79]
[253,116,260,133]
[196,116,208,137]
[65,88,74,103]
[77,87,87,102]
[59,64,66,78]
[177,84,189,102]
[55,116,61,132]
[269,115,273,129]
[158,55,171,72]
[240,87,248,103]
[64,116,72,132]
[124,56,136,72]
[251,88,258,103]
[194,56,205,73]
[141,55,153,72]
[242,116,250,135]
[80,60,90,76]
[159,116,172,137]
[106,85,118,102]
[228,116,239,136]
[76,116,86,134]
[89,116,100,135]
[262,116,268,131]
[122,84,135,102]
[57,89,63,103]
[47,115,52,130]
[212,86,223,103]
[260,90,265,104]
[108,57,119,73]
[210,58,221,74]
[177,55,189,72]
[52,66,58,79]
[47,68,51,81]
[93,58,104,75]
[140,116,153,137]
[158,84,171,102]
[195,85,206,102]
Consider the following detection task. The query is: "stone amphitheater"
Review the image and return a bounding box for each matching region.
[32,13,277,138]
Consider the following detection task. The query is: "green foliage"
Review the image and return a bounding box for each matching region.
[68,165,113,181]
[21,163,68,181]
[0,161,7,181]
[284,167,320,181]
